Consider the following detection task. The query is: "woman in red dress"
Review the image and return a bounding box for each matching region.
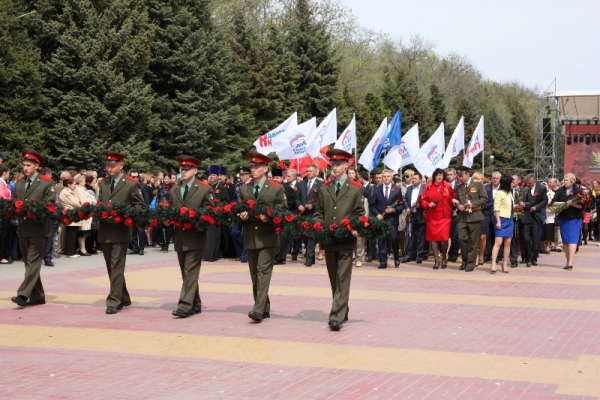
[420,168,455,269]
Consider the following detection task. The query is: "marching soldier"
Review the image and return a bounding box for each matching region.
[237,151,287,322]
[452,165,488,272]
[11,149,55,308]
[313,149,365,331]
[98,151,146,314]
[167,156,214,318]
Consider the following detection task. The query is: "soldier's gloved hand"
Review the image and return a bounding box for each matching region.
[238,212,249,221]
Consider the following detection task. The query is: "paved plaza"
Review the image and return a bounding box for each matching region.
[1,244,600,399]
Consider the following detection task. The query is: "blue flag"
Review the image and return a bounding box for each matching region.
[373,109,402,167]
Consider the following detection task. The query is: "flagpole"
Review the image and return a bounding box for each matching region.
[482,148,485,176]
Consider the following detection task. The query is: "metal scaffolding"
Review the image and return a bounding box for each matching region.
[534,93,563,181]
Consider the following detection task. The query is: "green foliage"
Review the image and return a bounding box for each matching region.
[25,0,156,172]
[382,67,433,142]
[485,109,528,176]
[0,0,45,171]
[0,0,537,177]
[146,0,245,171]
[287,0,340,120]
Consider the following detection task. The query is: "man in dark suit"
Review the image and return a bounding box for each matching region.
[518,173,548,266]
[11,148,56,308]
[97,151,146,314]
[238,151,287,322]
[128,171,150,255]
[203,165,229,261]
[273,169,297,264]
[366,170,381,262]
[314,149,365,331]
[297,164,323,266]
[370,170,405,269]
[168,155,214,318]
[404,172,426,263]
[231,166,251,263]
[452,166,488,272]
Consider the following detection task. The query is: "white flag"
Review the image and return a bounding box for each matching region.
[253,112,297,155]
[463,116,484,168]
[307,108,337,158]
[399,123,420,168]
[334,114,356,153]
[413,123,446,177]
[441,116,465,168]
[382,123,419,171]
[358,117,387,171]
[271,117,317,160]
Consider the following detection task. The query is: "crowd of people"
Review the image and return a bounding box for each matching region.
[1,148,598,329]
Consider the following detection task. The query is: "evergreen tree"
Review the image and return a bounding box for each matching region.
[456,96,478,137]
[381,67,433,143]
[508,99,534,169]
[146,0,245,170]
[485,109,527,176]
[429,83,447,125]
[25,0,156,171]
[0,0,45,171]
[287,0,340,120]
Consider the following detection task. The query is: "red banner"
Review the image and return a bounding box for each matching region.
[563,125,600,182]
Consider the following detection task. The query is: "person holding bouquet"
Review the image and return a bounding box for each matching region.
[11,149,56,308]
[550,173,583,270]
[420,168,455,269]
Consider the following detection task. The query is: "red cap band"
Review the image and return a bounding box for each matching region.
[23,153,41,164]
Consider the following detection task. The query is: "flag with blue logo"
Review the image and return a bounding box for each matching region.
[373,109,401,166]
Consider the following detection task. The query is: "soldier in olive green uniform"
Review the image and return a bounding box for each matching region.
[238,151,287,322]
[452,166,488,272]
[313,149,365,331]
[98,151,146,314]
[168,155,215,318]
[11,149,55,307]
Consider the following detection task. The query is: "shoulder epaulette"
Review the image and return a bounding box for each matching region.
[350,180,362,188]
[125,175,138,183]
[322,179,334,186]
[269,179,282,187]
[40,175,51,182]
[198,180,210,188]
[243,181,252,187]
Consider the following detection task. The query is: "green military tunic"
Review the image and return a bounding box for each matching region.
[313,177,365,323]
[15,173,55,301]
[454,180,488,270]
[169,178,214,314]
[238,178,287,315]
[98,174,146,308]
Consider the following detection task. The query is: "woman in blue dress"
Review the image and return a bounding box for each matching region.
[551,173,583,270]
[490,176,513,273]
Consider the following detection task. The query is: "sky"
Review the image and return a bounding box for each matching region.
[340,0,600,93]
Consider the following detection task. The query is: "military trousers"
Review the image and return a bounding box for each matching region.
[177,249,203,314]
[102,242,131,308]
[247,247,275,314]
[325,248,353,323]
[458,221,481,269]
[17,236,46,301]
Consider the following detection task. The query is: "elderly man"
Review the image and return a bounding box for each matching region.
[452,166,488,272]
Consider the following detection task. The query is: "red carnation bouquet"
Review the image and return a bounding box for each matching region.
[153,202,217,231]
[61,202,96,225]
[0,198,62,222]
[303,215,392,245]
[549,192,589,216]
[232,199,297,235]
[94,202,151,227]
